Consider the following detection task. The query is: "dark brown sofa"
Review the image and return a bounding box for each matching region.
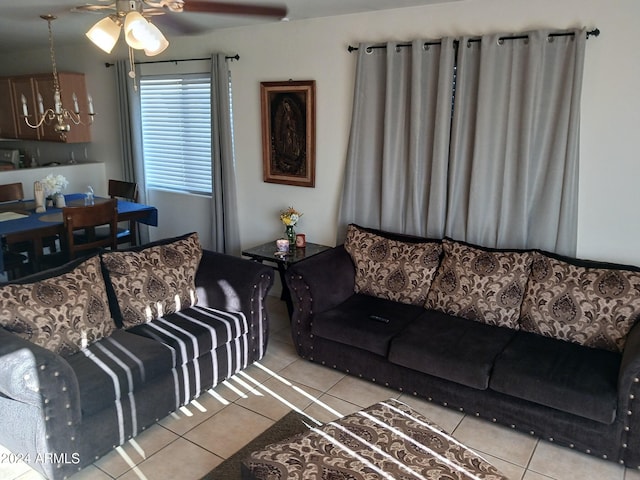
[285,224,640,468]
[0,233,273,479]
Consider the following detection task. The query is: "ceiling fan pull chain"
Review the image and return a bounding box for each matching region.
[128,46,138,91]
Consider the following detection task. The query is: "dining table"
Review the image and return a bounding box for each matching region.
[0,193,158,273]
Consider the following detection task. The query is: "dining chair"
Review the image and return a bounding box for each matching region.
[109,179,139,203]
[63,199,118,260]
[1,240,29,280]
[109,179,140,246]
[75,179,140,247]
[0,182,30,279]
[0,182,24,203]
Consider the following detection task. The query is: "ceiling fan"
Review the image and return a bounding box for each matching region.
[72,0,287,55]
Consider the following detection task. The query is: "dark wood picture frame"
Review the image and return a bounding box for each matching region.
[260,80,316,187]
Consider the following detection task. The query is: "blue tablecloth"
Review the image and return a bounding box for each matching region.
[0,193,158,273]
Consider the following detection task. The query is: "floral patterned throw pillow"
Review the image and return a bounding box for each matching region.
[101,232,203,328]
[426,239,533,329]
[0,256,116,357]
[520,251,640,352]
[344,225,442,305]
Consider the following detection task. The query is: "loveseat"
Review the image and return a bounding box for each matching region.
[285,224,640,468]
[0,232,273,480]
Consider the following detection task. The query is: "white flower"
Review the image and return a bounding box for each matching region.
[41,174,69,197]
[280,207,303,226]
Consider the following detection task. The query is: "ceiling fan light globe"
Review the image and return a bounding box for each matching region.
[86,16,121,54]
[124,11,150,49]
[143,25,169,56]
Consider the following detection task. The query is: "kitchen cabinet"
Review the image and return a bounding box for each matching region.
[9,76,40,140]
[7,72,92,143]
[0,77,17,139]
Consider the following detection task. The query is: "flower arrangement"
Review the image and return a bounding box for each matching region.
[40,174,68,198]
[280,207,302,246]
[280,207,302,226]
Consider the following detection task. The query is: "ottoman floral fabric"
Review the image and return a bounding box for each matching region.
[244,399,507,480]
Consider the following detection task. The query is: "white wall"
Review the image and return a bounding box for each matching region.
[0,162,106,197]
[1,0,638,264]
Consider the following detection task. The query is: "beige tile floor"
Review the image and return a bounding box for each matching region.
[2,296,639,480]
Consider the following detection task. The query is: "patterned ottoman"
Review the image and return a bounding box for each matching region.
[242,398,508,479]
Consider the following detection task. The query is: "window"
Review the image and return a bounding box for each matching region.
[140,74,212,195]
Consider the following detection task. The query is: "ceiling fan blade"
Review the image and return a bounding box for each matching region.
[153,13,208,35]
[181,1,287,18]
[71,4,117,13]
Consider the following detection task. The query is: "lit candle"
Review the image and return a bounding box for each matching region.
[72,93,79,114]
[21,94,28,117]
[87,94,94,115]
[37,93,44,115]
[276,239,289,253]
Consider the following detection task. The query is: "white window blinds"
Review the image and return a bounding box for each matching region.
[140,74,212,195]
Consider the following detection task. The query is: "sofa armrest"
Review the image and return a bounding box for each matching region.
[0,328,81,470]
[0,328,80,416]
[195,250,274,360]
[618,321,640,465]
[286,246,355,315]
[285,246,355,357]
[195,250,274,311]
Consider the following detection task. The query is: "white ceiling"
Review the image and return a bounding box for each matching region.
[0,0,461,53]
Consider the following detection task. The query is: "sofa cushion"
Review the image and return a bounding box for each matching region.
[520,251,640,352]
[388,310,516,390]
[343,224,442,306]
[126,305,248,366]
[311,294,425,356]
[66,329,175,416]
[425,238,532,329]
[0,255,116,357]
[101,232,203,328]
[490,331,621,424]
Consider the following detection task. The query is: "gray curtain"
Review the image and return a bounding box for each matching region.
[339,29,586,256]
[446,30,586,255]
[337,39,456,241]
[210,54,240,256]
[115,60,149,244]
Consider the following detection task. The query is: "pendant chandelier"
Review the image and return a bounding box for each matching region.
[85,1,169,56]
[21,15,95,140]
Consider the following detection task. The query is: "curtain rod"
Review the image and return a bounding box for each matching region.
[347,28,600,53]
[104,54,240,68]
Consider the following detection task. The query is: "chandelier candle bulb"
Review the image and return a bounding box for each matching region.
[38,94,44,115]
[54,91,62,114]
[88,95,94,116]
[21,95,28,117]
[72,93,79,114]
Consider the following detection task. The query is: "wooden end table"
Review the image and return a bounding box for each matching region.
[242,241,331,317]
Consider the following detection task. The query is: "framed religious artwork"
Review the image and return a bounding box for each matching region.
[260,80,316,187]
